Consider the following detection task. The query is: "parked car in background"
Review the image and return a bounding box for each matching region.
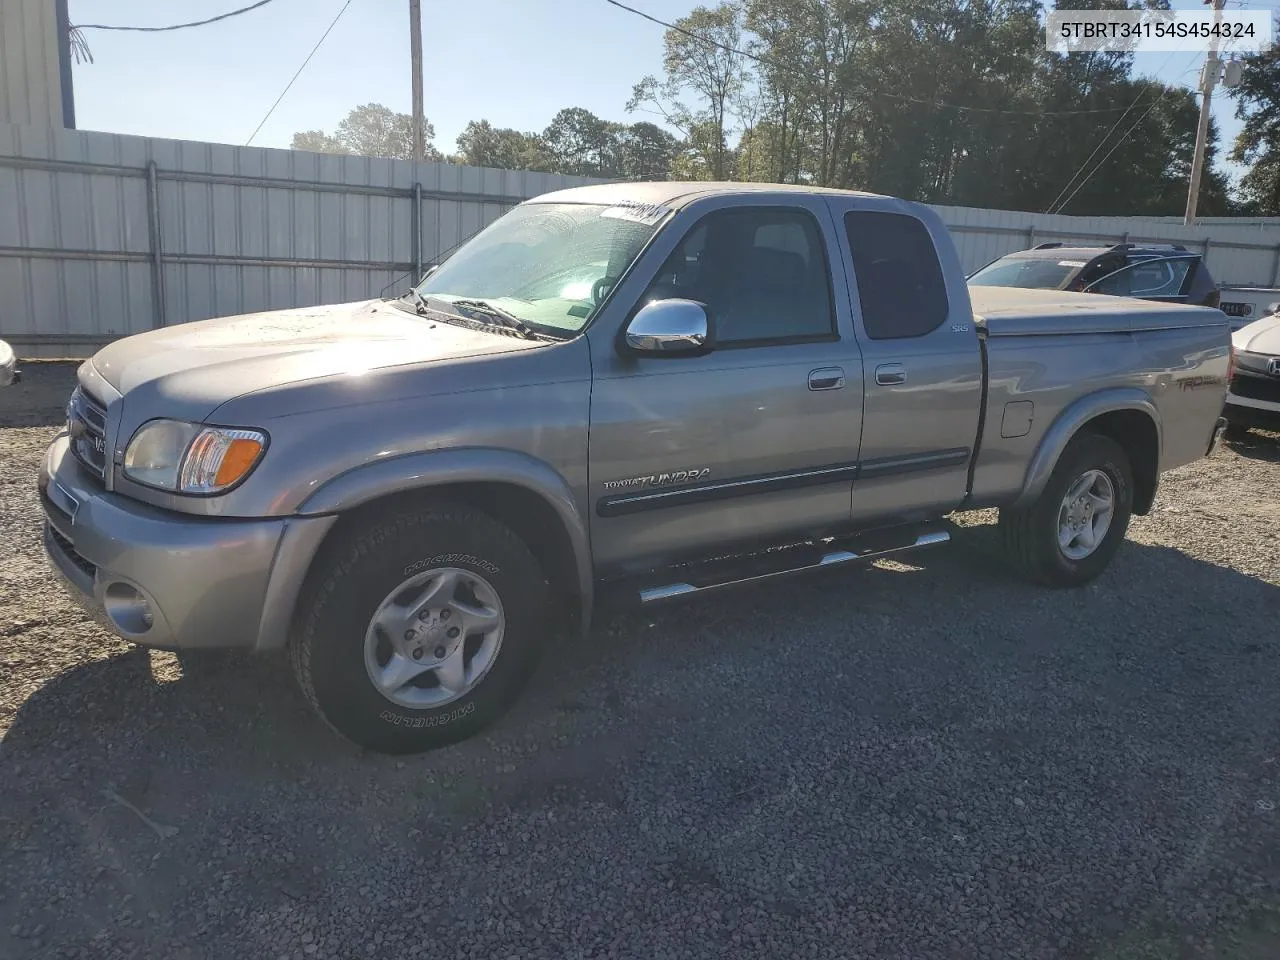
[1223,310,1280,439]
[968,242,1221,310]
[1217,285,1280,332]
[0,339,17,386]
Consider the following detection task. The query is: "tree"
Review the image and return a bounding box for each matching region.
[453,120,552,170]
[618,122,681,180]
[290,103,441,161]
[1230,43,1280,214]
[629,0,1228,214]
[745,0,873,188]
[291,130,346,154]
[628,3,749,179]
[542,108,623,177]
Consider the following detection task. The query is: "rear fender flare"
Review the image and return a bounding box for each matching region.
[1013,388,1161,508]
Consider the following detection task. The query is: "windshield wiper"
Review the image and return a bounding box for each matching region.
[405,289,432,314]
[449,299,546,340]
[400,291,555,341]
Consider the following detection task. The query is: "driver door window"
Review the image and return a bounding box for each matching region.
[642,207,836,346]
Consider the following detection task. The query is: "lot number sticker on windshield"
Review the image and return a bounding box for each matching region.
[1058,260,1087,267]
[601,201,672,226]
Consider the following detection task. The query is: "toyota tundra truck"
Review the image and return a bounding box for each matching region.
[38,183,1231,754]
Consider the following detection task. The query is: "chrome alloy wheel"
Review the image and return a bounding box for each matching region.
[1057,469,1115,561]
[363,567,505,708]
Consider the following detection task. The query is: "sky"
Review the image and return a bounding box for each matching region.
[66,0,1266,178]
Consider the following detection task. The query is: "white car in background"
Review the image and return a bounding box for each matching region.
[1224,308,1280,440]
[0,339,17,387]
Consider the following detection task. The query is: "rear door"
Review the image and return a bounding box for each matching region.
[829,202,984,526]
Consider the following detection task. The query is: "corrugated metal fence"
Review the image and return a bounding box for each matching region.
[0,123,598,357]
[5,121,1280,357]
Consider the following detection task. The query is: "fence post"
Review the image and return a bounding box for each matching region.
[1027,225,1036,248]
[145,161,167,328]
[1271,244,1280,286]
[411,181,423,281]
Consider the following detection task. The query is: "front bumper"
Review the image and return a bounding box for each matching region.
[38,434,333,650]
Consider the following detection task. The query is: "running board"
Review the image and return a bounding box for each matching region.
[599,524,952,609]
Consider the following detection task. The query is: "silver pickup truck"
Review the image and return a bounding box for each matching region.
[38,183,1230,754]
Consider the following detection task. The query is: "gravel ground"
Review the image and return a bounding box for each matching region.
[1,361,1279,960]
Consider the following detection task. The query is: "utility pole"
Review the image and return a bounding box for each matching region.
[409,0,425,166]
[1184,0,1226,226]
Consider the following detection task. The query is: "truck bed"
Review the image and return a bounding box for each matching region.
[966,286,1230,507]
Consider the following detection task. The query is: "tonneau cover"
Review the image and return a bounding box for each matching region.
[969,286,1228,337]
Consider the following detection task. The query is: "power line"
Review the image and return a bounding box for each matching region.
[603,0,1144,117]
[245,0,356,147]
[1044,49,1187,214]
[1050,62,1203,215]
[74,0,278,32]
[1051,100,1165,214]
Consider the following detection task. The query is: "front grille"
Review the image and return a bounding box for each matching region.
[1231,371,1280,405]
[47,523,97,579]
[67,386,109,483]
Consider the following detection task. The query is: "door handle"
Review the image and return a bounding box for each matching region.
[808,366,845,391]
[875,363,906,386]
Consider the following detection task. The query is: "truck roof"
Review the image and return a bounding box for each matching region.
[530,180,891,209]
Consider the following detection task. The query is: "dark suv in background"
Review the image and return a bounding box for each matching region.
[968,242,1221,309]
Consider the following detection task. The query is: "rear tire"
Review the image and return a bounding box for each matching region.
[998,433,1134,587]
[290,503,549,754]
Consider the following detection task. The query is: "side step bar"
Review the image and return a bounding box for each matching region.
[600,524,952,609]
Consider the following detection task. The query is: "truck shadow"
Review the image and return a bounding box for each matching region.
[1224,428,1280,463]
[2,529,1276,788]
[1,531,1277,957]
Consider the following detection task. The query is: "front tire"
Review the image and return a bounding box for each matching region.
[998,433,1134,587]
[290,503,549,754]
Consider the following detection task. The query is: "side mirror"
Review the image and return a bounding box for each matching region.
[622,299,713,357]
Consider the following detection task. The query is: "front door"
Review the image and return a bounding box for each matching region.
[587,199,865,574]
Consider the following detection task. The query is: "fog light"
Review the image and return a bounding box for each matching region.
[103,582,154,635]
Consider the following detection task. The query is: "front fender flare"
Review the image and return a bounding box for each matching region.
[1013,387,1161,508]
[296,447,593,624]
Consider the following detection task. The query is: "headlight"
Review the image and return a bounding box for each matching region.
[123,420,267,494]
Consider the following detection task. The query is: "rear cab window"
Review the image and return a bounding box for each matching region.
[843,211,950,339]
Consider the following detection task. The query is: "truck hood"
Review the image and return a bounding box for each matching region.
[91,298,543,419]
[1233,313,1280,355]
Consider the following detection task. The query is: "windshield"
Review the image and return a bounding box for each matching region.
[413,202,666,336]
[968,257,1079,290]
